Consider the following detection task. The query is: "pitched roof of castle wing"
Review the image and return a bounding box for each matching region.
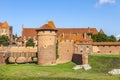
[57,28,98,35]
[22,28,37,40]
[58,33,92,41]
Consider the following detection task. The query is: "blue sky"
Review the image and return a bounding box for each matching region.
[0,0,120,36]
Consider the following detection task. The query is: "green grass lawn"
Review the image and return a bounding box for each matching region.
[0,54,120,80]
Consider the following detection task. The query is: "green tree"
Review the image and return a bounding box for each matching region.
[0,35,9,46]
[92,33,108,42]
[108,35,116,42]
[26,38,35,47]
[118,39,120,42]
[91,33,116,42]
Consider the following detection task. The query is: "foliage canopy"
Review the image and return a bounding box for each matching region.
[0,35,9,46]
[26,38,35,47]
[90,33,117,42]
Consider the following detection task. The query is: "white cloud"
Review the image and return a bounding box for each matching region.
[96,0,116,6]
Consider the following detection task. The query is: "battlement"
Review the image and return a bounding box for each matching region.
[37,31,57,36]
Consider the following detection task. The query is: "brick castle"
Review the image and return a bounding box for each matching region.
[0,21,120,65]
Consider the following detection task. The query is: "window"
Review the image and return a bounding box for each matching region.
[67,50,69,52]
[80,41,82,44]
[44,45,47,48]
[50,30,52,33]
[73,32,77,36]
[109,51,111,53]
[80,50,83,53]
[86,46,89,48]
[97,51,100,53]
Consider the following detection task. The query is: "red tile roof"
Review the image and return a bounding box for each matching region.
[22,27,98,41]
[0,22,3,26]
[99,29,104,34]
[57,28,98,35]
[58,33,91,40]
[36,24,57,31]
[0,22,9,27]
[22,28,38,40]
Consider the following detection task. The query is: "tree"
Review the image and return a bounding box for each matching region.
[26,38,35,47]
[91,33,117,42]
[108,35,116,42]
[0,35,9,46]
[118,39,120,42]
[91,33,108,42]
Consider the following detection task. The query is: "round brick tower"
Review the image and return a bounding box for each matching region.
[36,21,57,65]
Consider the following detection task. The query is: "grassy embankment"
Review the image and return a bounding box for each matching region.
[0,54,120,80]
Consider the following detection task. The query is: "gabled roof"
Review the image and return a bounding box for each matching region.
[99,29,104,34]
[22,27,98,40]
[58,33,92,41]
[57,28,98,35]
[22,28,38,40]
[2,22,9,27]
[0,22,9,27]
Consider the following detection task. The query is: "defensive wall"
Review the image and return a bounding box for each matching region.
[1,42,120,65]
[0,47,37,64]
[93,42,120,54]
[56,40,74,64]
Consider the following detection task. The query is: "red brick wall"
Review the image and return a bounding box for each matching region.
[56,40,74,64]
[93,45,120,54]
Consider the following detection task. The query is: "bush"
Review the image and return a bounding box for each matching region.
[26,38,35,47]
